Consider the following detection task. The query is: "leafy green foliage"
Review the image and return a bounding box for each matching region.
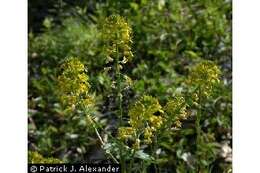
[29,0,232,172]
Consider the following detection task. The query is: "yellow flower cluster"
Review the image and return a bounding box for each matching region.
[118,96,164,145]
[102,15,133,64]
[28,151,62,164]
[117,95,190,148]
[118,127,141,149]
[129,95,164,129]
[149,115,164,129]
[187,60,221,97]
[118,127,136,140]
[57,57,93,113]
[144,127,153,144]
[164,96,187,128]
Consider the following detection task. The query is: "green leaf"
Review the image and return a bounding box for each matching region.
[135,150,154,161]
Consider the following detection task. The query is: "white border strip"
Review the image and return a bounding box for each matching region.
[233,0,260,172]
[0,0,27,172]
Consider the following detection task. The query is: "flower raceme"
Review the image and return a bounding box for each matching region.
[57,57,93,113]
[118,95,188,147]
[101,15,134,125]
[118,96,163,146]
[129,96,164,144]
[129,95,163,129]
[164,96,188,128]
[118,127,136,140]
[102,15,133,65]
[187,60,221,98]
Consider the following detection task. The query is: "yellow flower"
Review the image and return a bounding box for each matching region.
[174,120,182,128]
[144,127,153,144]
[133,139,141,149]
[86,115,94,125]
[129,95,162,129]
[28,151,62,164]
[118,127,136,140]
[102,15,133,64]
[149,115,163,129]
[165,96,187,119]
[164,96,188,128]
[120,95,164,146]
[187,60,221,97]
[57,57,93,113]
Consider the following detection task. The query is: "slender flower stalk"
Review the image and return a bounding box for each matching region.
[86,115,119,164]
[101,15,133,172]
[101,14,133,126]
[187,60,221,171]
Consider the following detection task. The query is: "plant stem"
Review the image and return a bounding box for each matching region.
[93,126,119,164]
[115,35,125,172]
[129,148,136,172]
[115,42,123,126]
[152,135,159,173]
[195,86,202,172]
[196,87,201,145]
[86,114,119,164]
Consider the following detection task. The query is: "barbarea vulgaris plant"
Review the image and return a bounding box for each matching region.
[57,57,94,113]
[102,14,133,65]
[187,60,221,98]
[118,95,188,148]
[57,57,118,163]
[164,96,188,128]
[187,60,221,170]
[119,95,164,146]
[101,15,134,126]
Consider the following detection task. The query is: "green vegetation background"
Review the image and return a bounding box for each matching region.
[28,0,232,172]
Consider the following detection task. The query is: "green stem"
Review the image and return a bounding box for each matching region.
[82,102,120,163]
[115,42,123,126]
[93,125,119,164]
[196,88,201,145]
[129,149,136,172]
[195,86,202,171]
[86,114,119,164]
[115,36,125,172]
[152,135,159,173]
